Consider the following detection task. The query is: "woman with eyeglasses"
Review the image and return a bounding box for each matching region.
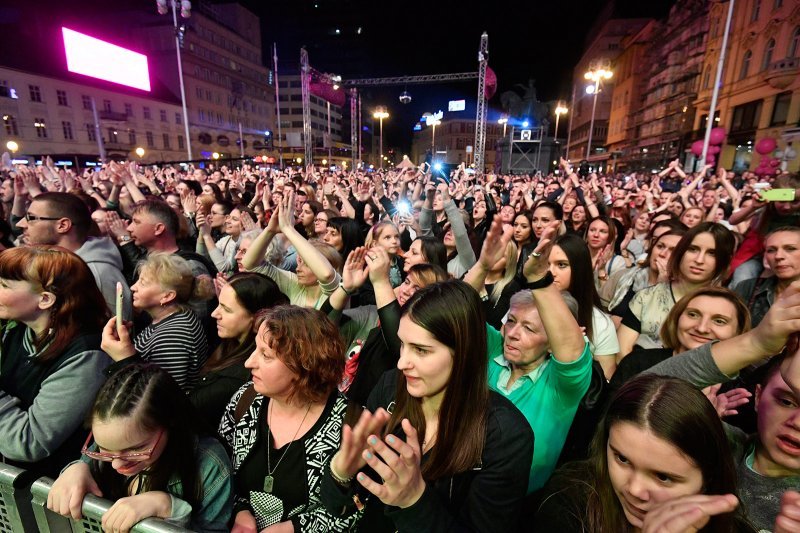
[47,363,234,532]
[0,246,110,479]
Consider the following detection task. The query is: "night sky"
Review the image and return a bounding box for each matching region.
[238,0,677,149]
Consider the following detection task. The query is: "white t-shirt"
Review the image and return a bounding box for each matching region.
[590,307,620,357]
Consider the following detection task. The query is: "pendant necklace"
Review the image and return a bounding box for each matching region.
[264,400,311,493]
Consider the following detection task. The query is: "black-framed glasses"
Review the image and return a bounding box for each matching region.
[25,213,61,222]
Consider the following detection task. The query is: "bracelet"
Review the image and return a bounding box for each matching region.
[330,461,354,486]
[339,282,354,296]
[526,271,554,291]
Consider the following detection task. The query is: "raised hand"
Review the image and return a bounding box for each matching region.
[641,494,738,533]
[477,215,513,270]
[277,192,295,231]
[342,247,370,292]
[366,246,392,284]
[702,384,752,418]
[523,221,559,283]
[357,418,426,509]
[330,407,391,480]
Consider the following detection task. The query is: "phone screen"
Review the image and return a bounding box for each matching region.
[115,282,124,329]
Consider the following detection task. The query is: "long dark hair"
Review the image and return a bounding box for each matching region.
[557,374,742,532]
[202,272,288,374]
[327,216,363,258]
[388,280,489,480]
[552,234,603,340]
[88,364,202,510]
[413,236,448,271]
[667,222,735,284]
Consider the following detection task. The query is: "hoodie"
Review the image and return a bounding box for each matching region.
[75,237,133,321]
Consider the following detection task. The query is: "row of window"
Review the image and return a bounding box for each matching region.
[277,107,342,124]
[737,29,800,81]
[193,85,268,116]
[190,65,269,101]
[25,84,183,124]
[194,109,269,132]
[3,114,183,149]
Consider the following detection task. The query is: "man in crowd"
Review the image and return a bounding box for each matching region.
[16,191,132,320]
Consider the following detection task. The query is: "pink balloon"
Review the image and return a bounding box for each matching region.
[755,137,777,155]
[769,158,781,167]
[708,145,721,155]
[709,127,726,145]
[691,140,705,156]
[706,155,716,166]
[754,166,768,176]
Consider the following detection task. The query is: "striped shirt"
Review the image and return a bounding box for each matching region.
[133,310,208,391]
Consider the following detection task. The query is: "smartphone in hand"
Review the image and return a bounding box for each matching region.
[115,282,124,329]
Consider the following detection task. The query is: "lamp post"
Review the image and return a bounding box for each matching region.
[554,102,568,159]
[6,141,18,155]
[428,116,441,155]
[373,106,389,169]
[584,61,613,160]
[498,115,508,138]
[135,147,145,159]
[156,0,192,161]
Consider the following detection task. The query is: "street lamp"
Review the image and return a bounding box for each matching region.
[6,141,18,154]
[554,102,568,158]
[498,115,509,137]
[212,152,220,160]
[156,0,193,161]
[584,61,613,159]
[373,106,389,169]
[426,114,441,156]
[135,147,145,159]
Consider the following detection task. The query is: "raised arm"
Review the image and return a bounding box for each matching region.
[278,192,336,285]
[464,215,512,293]
[522,223,585,362]
[241,206,279,271]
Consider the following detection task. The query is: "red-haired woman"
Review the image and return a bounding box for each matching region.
[0,246,110,478]
[219,306,361,532]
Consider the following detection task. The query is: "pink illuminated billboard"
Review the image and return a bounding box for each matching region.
[62,27,151,91]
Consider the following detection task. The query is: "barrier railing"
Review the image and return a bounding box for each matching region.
[0,464,191,533]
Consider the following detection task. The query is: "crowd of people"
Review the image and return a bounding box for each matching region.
[0,152,798,532]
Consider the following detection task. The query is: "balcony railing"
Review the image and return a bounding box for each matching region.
[763,57,800,90]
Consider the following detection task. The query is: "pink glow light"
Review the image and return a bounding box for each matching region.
[62,27,151,91]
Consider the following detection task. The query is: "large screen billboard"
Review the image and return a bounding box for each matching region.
[62,27,151,91]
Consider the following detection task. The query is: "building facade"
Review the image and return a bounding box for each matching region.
[0,66,185,164]
[607,20,660,171]
[692,0,800,173]
[566,14,652,166]
[274,74,349,166]
[632,0,709,171]
[127,2,277,161]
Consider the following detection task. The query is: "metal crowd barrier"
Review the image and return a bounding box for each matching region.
[0,464,192,532]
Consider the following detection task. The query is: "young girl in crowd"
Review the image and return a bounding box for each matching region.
[0,246,110,478]
[101,253,213,392]
[549,234,620,379]
[616,222,735,357]
[364,220,404,287]
[219,306,361,532]
[321,279,533,532]
[325,246,448,406]
[535,374,753,532]
[586,217,627,288]
[48,364,234,532]
[517,201,562,276]
[403,236,448,274]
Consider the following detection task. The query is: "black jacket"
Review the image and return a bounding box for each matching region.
[320,370,534,532]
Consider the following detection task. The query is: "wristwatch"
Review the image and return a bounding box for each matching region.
[118,235,132,244]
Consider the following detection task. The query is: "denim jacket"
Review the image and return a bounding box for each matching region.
[80,436,233,532]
